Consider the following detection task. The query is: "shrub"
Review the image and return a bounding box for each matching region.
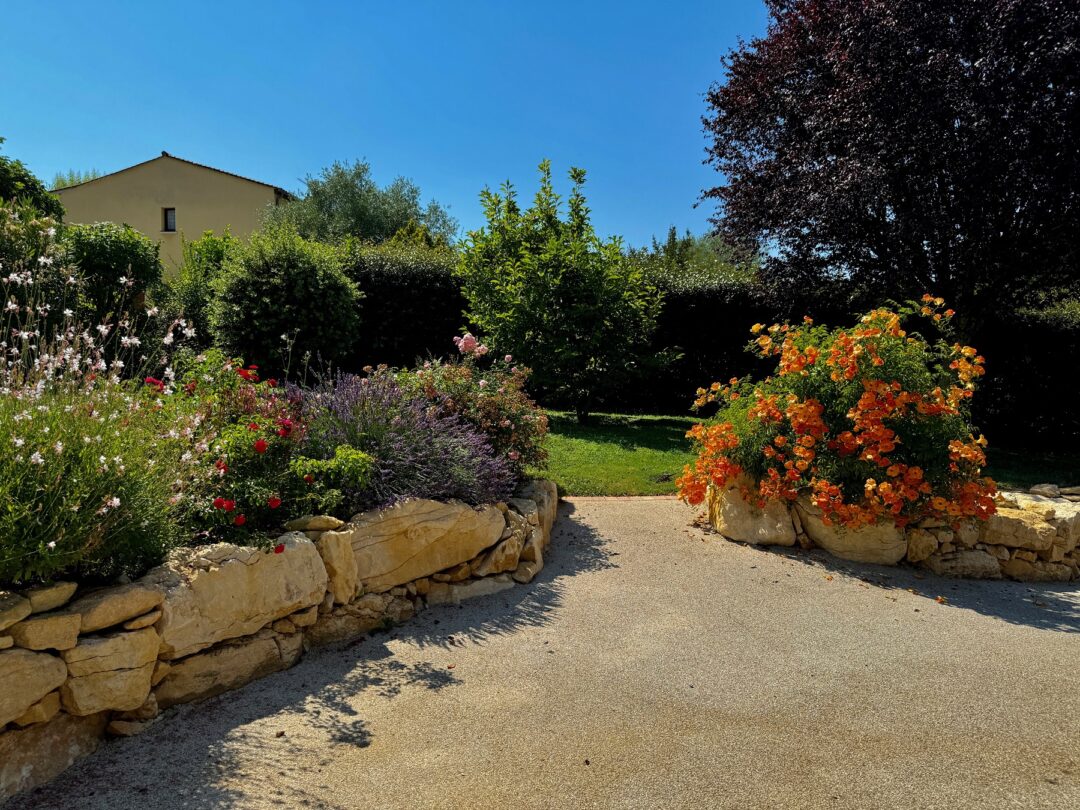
[60,221,162,321]
[156,229,239,350]
[345,241,466,368]
[210,226,360,375]
[678,298,997,529]
[457,160,662,422]
[399,336,548,475]
[302,371,515,510]
[0,137,63,219]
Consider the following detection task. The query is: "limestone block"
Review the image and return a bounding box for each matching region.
[61,628,159,677]
[1000,558,1074,582]
[515,479,559,542]
[285,514,345,532]
[473,533,525,577]
[923,550,1002,579]
[981,507,1058,551]
[70,583,163,633]
[303,611,384,648]
[8,612,81,651]
[708,478,796,546]
[427,574,515,606]
[123,609,162,630]
[61,661,155,716]
[150,533,328,660]
[512,559,543,584]
[24,582,78,614]
[0,711,108,802]
[905,528,938,563]
[155,633,293,708]
[796,499,907,564]
[0,592,31,632]
[338,499,505,593]
[508,497,540,526]
[11,690,61,728]
[317,531,359,605]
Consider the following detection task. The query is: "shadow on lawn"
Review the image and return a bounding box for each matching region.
[547,413,696,453]
[11,501,615,810]
[757,542,1080,634]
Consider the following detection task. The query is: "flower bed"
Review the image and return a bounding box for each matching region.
[0,479,558,801]
[678,300,1077,580]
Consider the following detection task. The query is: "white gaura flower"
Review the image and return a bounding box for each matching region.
[118,276,128,285]
[13,437,24,447]
[29,451,44,465]
[162,332,174,346]
[63,308,74,318]
[107,496,121,508]
[47,540,57,549]
[53,441,63,454]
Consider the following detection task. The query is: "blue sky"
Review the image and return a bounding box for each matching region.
[1,1,768,247]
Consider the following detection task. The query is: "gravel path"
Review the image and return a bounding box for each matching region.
[11,497,1080,810]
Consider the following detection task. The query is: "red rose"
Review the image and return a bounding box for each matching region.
[144,377,165,393]
[273,543,285,554]
[215,459,228,473]
[266,378,278,388]
[267,496,281,509]
[277,428,288,437]
[212,497,226,510]
[223,499,236,512]
[233,514,247,526]
[253,439,268,454]
[303,474,314,484]
[247,422,259,431]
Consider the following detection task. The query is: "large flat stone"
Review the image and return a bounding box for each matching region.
[61,627,160,677]
[317,532,358,605]
[516,479,559,542]
[24,582,78,614]
[0,592,32,632]
[0,711,108,802]
[708,478,796,546]
[336,499,505,593]
[61,661,155,716]
[796,499,907,564]
[69,583,164,633]
[0,649,68,727]
[923,550,1002,579]
[7,612,81,651]
[150,533,328,660]
[155,632,295,708]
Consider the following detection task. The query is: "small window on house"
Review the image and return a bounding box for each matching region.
[163,208,176,232]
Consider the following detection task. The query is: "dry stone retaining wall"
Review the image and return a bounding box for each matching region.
[708,480,1080,581]
[0,480,559,802]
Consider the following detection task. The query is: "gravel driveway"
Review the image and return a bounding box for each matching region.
[10,497,1080,810]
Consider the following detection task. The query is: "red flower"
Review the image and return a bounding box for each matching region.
[277,428,289,437]
[212,497,226,510]
[222,499,236,512]
[253,438,268,454]
[215,459,229,473]
[273,543,285,554]
[233,514,247,526]
[266,378,278,388]
[247,422,260,431]
[267,496,282,509]
[183,380,198,395]
[144,377,165,393]
[303,474,314,485]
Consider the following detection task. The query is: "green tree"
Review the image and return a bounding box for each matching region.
[50,168,103,190]
[0,137,63,219]
[458,160,662,422]
[627,226,757,290]
[157,229,240,348]
[210,225,360,375]
[264,160,457,245]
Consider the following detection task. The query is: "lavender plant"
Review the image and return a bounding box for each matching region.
[302,370,515,511]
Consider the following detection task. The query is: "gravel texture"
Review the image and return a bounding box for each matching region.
[10,497,1080,809]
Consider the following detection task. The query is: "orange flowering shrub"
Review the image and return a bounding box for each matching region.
[678,297,997,528]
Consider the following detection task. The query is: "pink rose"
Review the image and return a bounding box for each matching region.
[504,354,513,363]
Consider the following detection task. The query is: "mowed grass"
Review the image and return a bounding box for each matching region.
[530,412,698,496]
[530,410,1079,497]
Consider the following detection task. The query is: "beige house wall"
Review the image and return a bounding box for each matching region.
[54,155,288,270]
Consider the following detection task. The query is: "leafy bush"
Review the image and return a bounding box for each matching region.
[399,336,548,475]
[155,229,239,350]
[345,241,466,368]
[60,222,162,320]
[0,137,63,219]
[302,371,515,510]
[210,225,360,375]
[678,298,997,528]
[458,160,662,421]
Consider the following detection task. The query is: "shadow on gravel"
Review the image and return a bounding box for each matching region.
[748,542,1080,634]
[9,501,616,810]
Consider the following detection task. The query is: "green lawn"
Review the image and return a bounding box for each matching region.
[532,410,1078,497]
[530,412,697,496]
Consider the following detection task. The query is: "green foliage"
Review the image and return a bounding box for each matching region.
[50,168,103,190]
[264,160,457,245]
[289,446,375,514]
[345,241,465,366]
[627,226,757,292]
[60,221,161,321]
[210,225,361,374]
[0,137,63,219]
[457,160,663,421]
[156,229,240,349]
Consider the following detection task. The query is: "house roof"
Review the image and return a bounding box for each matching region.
[51,151,295,199]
